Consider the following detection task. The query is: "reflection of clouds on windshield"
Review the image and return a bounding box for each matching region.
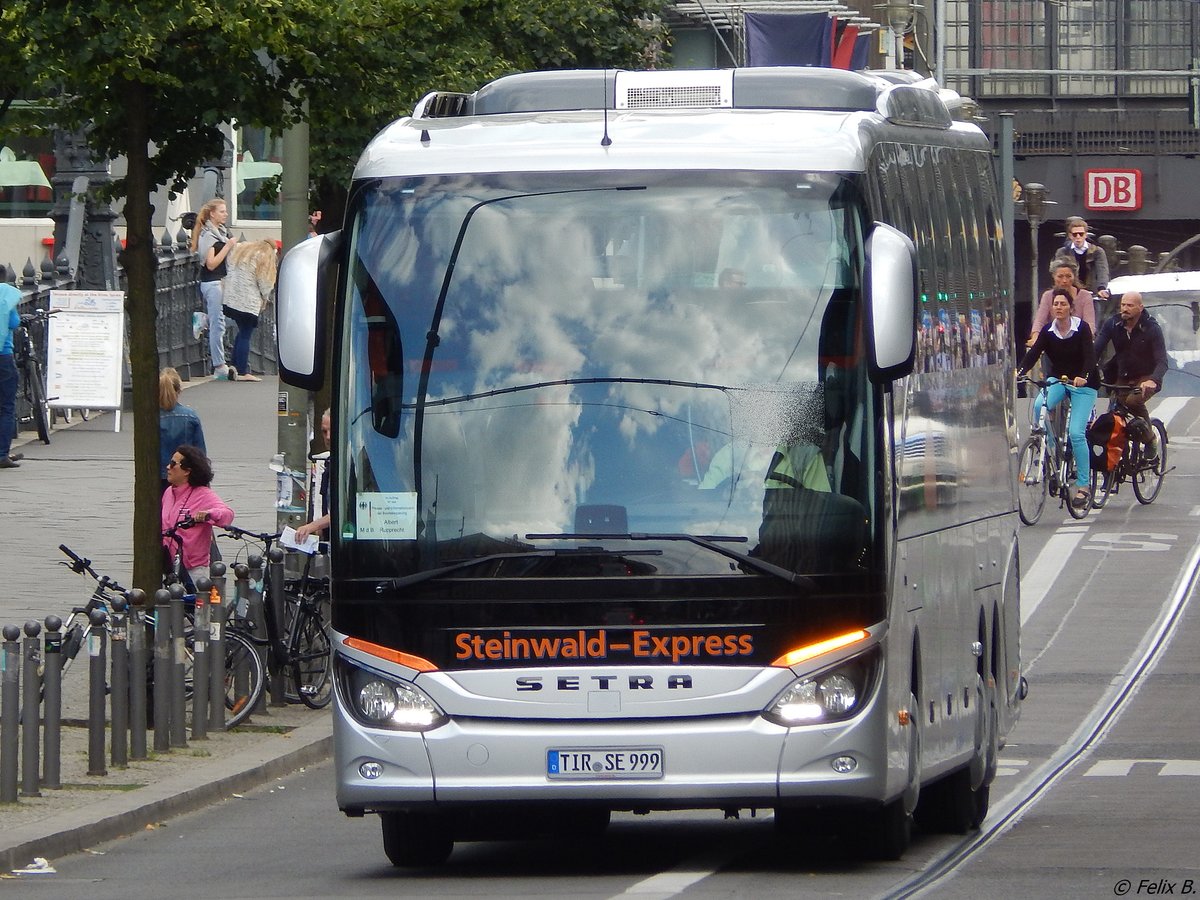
[348,178,855,551]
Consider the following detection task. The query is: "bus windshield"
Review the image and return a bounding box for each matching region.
[339,171,878,586]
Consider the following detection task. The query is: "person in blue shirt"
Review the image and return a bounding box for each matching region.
[158,367,206,490]
[0,283,22,469]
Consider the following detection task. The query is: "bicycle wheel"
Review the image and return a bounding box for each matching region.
[1090,466,1114,510]
[1016,436,1047,525]
[27,359,51,444]
[290,607,332,709]
[224,630,266,728]
[1132,420,1168,505]
[1064,448,1089,520]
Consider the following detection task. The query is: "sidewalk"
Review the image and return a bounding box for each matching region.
[0,376,333,873]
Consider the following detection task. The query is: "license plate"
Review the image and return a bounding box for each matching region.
[547,747,664,779]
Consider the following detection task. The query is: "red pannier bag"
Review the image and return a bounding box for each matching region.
[1087,412,1126,473]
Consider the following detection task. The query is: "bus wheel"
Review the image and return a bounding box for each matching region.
[916,767,982,835]
[380,811,454,867]
[860,796,912,861]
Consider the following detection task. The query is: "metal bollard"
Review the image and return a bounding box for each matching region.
[42,615,63,788]
[109,596,129,767]
[191,586,209,740]
[21,621,42,797]
[206,573,226,730]
[267,547,287,706]
[2,625,21,803]
[241,559,269,715]
[152,588,171,753]
[127,589,148,760]
[168,585,187,748]
[87,609,108,777]
[233,562,250,621]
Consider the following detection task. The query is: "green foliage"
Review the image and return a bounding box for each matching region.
[301,0,671,213]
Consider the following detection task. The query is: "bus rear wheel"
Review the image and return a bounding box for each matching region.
[380,811,454,867]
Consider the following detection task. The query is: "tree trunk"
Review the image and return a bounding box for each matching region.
[118,80,163,596]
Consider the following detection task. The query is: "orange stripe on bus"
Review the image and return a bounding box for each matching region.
[770,630,869,668]
[343,637,439,672]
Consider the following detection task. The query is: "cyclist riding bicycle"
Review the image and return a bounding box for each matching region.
[1093,290,1168,462]
[1018,287,1101,510]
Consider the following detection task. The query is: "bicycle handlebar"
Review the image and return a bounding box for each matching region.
[58,544,128,594]
[220,524,281,543]
[1098,382,1146,396]
[18,309,55,327]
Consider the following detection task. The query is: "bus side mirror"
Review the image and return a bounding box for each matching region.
[865,222,918,384]
[277,231,341,390]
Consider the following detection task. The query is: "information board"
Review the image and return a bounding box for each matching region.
[46,290,125,411]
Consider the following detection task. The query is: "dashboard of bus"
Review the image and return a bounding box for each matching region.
[330,170,884,624]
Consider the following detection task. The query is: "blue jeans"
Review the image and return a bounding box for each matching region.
[0,353,16,458]
[222,306,259,376]
[1034,382,1097,487]
[200,281,225,369]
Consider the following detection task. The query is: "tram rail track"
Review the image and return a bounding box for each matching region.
[883,536,1200,900]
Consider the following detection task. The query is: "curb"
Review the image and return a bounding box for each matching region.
[0,722,332,872]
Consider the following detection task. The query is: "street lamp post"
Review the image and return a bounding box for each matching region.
[1022,182,1049,313]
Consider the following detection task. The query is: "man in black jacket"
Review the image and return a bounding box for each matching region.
[1094,291,1168,457]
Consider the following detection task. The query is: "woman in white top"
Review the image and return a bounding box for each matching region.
[189,199,238,378]
[221,240,278,382]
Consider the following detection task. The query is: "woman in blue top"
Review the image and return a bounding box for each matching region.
[158,367,206,490]
[1018,288,1101,509]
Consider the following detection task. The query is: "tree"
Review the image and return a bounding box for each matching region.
[11,0,667,593]
[15,0,340,593]
[302,0,670,225]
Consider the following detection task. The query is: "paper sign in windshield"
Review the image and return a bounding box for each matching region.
[354,492,418,540]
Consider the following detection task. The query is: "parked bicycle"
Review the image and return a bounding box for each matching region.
[219,524,333,709]
[14,308,52,444]
[1089,384,1170,508]
[1016,376,1093,524]
[156,524,266,727]
[55,544,131,678]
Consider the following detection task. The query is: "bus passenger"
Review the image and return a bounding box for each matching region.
[1018,288,1100,509]
[1093,290,1168,460]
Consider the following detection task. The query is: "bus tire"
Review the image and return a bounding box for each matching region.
[915,767,982,835]
[380,811,454,867]
[860,796,912,861]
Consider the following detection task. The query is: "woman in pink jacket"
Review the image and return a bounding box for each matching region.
[1027,258,1096,346]
[161,444,235,589]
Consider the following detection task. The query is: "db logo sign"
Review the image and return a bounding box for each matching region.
[1085,169,1142,211]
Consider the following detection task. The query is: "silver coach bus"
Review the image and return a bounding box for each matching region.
[277,67,1022,866]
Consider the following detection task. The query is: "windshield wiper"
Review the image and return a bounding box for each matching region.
[378,548,663,593]
[525,532,814,589]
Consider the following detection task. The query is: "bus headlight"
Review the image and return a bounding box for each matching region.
[762,648,878,726]
[339,658,447,731]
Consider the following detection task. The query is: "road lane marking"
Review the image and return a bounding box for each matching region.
[1083,759,1200,777]
[1021,529,1087,624]
[1082,532,1175,552]
[1152,396,1187,430]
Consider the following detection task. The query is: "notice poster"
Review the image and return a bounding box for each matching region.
[46,290,126,410]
